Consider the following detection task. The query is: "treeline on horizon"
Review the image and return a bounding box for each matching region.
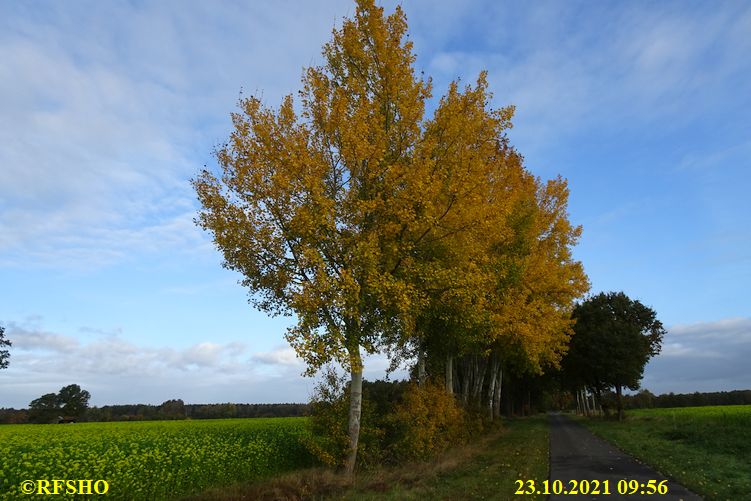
[619,389,751,410]
[2,388,750,425]
[0,400,309,424]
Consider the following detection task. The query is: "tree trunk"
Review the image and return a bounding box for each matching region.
[417,346,426,386]
[593,390,608,418]
[616,384,624,421]
[487,357,498,420]
[581,389,590,416]
[472,356,487,404]
[445,354,453,395]
[461,357,471,404]
[595,393,601,416]
[344,350,363,477]
[493,364,503,418]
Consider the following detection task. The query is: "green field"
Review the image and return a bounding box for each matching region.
[581,405,751,501]
[0,417,313,500]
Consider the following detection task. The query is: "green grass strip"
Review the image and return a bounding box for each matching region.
[579,405,751,501]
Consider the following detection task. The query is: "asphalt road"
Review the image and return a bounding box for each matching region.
[548,413,702,500]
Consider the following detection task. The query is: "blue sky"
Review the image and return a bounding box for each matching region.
[1,0,749,408]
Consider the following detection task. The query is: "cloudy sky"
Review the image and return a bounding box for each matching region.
[1,0,749,408]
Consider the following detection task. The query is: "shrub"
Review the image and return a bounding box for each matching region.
[387,381,468,461]
[306,374,470,468]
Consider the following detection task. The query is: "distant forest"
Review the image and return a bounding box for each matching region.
[0,400,309,424]
[619,389,751,409]
[1,389,750,425]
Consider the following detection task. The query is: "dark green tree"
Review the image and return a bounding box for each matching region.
[29,393,59,423]
[57,384,91,418]
[0,325,10,370]
[563,291,665,420]
[158,399,186,419]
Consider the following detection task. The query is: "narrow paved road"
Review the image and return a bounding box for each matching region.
[548,413,702,500]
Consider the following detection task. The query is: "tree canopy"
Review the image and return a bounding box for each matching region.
[57,384,91,417]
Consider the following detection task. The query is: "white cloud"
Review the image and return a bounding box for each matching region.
[0,321,260,404]
[0,318,412,408]
[408,1,751,161]
[251,346,303,367]
[0,28,201,268]
[178,342,235,369]
[11,326,80,353]
[3,0,748,270]
[0,0,351,270]
[667,317,751,344]
[642,317,751,394]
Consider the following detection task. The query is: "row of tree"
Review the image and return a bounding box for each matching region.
[1,3,668,473]
[193,0,588,474]
[84,400,309,421]
[617,389,751,409]
[0,397,309,424]
[8,386,747,426]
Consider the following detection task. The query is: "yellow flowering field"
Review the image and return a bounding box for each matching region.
[0,417,313,499]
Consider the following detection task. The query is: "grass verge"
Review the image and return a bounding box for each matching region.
[578,405,751,501]
[185,415,549,500]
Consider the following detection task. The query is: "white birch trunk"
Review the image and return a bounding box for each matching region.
[493,364,503,418]
[582,389,590,416]
[461,357,471,404]
[417,347,426,386]
[344,350,363,476]
[487,357,498,420]
[580,389,586,416]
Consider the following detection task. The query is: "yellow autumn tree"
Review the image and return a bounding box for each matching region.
[384,73,520,390]
[491,174,589,368]
[390,76,588,415]
[389,74,587,415]
[480,170,589,418]
[194,0,587,473]
[194,0,493,475]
